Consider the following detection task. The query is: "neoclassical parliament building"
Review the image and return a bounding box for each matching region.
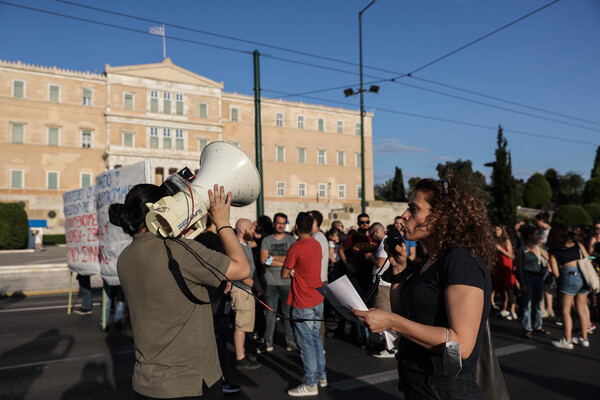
[0,58,374,233]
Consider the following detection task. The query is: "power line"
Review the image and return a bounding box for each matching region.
[4,0,593,134]
[409,76,600,127]
[262,88,599,147]
[400,0,562,77]
[0,1,252,55]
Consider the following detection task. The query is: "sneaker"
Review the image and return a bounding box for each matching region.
[222,378,241,394]
[547,310,555,318]
[286,342,299,352]
[542,310,549,318]
[500,310,510,318]
[492,304,500,311]
[74,308,92,315]
[552,337,573,350]
[506,312,518,321]
[589,323,596,333]
[256,343,273,354]
[318,378,328,388]
[555,319,564,327]
[288,383,318,397]
[235,357,261,370]
[572,336,590,347]
[372,349,397,359]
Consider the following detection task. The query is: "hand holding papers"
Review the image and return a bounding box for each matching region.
[317,275,399,350]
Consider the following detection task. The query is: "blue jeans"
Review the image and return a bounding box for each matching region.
[292,303,326,386]
[77,274,92,310]
[103,281,125,324]
[264,284,294,345]
[522,272,544,332]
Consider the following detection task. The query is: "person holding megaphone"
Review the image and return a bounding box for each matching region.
[109,183,250,400]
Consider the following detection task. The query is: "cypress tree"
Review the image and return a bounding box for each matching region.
[391,167,407,202]
[591,146,600,179]
[490,126,516,225]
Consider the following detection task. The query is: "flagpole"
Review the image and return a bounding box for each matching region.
[162,24,166,59]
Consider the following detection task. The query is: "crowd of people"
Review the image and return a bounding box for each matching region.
[74,177,599,399]
[490,212,597,349]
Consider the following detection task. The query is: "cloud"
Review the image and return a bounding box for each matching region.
[428,155,455,162]
[373,139,427,155]
[513,169,537,178]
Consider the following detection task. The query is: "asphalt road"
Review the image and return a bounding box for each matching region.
[0,291,599,400]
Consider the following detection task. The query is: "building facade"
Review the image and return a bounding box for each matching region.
[0,58,374,233]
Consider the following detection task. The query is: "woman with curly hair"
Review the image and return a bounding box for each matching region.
[548,225,591,349]
[352,174,495,399]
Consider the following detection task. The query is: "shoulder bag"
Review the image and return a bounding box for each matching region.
[578,249,600,294]
[476,321,510,400]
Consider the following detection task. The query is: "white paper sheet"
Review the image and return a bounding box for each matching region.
[317,275,399,350]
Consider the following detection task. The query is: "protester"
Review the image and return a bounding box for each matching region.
[74,274,93,315]
[259,213,297,352]
[282,212,326,397]
[492,225,517,321]
[352,175,495,399]
[549,226,591,349]
[102,280,125,331]
[109,183,250,399]
[231,218,263,370]
[309,210,329,347]
[536,212,556,319]
[252,215,274,342]
[516,224,551,338]
[194,218,241,394]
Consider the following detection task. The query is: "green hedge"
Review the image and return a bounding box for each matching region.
[43,234,66,245]
[552,204,592,227]
[0,202,29,250]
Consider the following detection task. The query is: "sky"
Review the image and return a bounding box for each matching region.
[1,0,599,185]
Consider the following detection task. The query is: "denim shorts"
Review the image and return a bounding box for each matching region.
[559,266,589,296]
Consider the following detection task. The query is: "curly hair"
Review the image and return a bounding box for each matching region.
[415,172,497,268]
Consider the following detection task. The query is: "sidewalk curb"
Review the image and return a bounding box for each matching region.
[0,264,69,274]
[0,249,35,254]
[1,289,72,297]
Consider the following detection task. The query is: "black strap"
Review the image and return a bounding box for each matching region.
[163,240,210,305]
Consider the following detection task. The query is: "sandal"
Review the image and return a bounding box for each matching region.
[524,331,532,339]
[535,328,551,335]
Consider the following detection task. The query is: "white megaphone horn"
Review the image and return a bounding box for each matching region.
[145,141,261,239]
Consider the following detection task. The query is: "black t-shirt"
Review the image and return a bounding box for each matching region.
[397,248,491,376]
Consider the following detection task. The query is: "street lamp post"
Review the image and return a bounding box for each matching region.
[358,0,378,214]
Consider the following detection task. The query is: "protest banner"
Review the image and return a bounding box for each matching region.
[96,160,152,285]
[63,185,101,276]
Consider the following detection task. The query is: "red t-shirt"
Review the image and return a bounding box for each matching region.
[284,237,324,309]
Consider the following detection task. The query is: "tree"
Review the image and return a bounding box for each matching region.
[490,126,516,225]
[0,202,29,249]
[523,173,552,209]
[557,172,584,205]
[436,159,486,188]
[584,203,600,224]
[583,178,600,203]
[514,178,526,206]
[390,167,407,202]
[544,168,559,206]
[374,167,408,202]
[552,205,592,226]
[407,176,421,200]
[591,146,600,179]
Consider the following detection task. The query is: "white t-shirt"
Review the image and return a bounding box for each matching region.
[373,235,391,287]
[312,230,329,283]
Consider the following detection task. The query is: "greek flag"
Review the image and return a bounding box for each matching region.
[149,25,164,36]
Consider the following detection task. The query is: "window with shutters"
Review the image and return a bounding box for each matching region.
[49,85,60,103]
[124,93,134,110]
[47,171,59,190]
[176,93,184,115]
[199,103,207,118]
[175,129,184,150]
[13,80,25,98]
[82,88,92,106]
[48,127,59,146]
[150,127,159,148]
[81,130,92,148]
[11,170,23,188]
[163,92,171,114]
[12,124,24,143]
[151,90,159,112]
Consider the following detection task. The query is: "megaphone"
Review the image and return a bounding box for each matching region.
[145,141,261,239]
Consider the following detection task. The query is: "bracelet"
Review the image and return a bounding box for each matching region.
[217,225,233,234]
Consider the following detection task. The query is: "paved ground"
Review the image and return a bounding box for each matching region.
[0,246,102,295]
